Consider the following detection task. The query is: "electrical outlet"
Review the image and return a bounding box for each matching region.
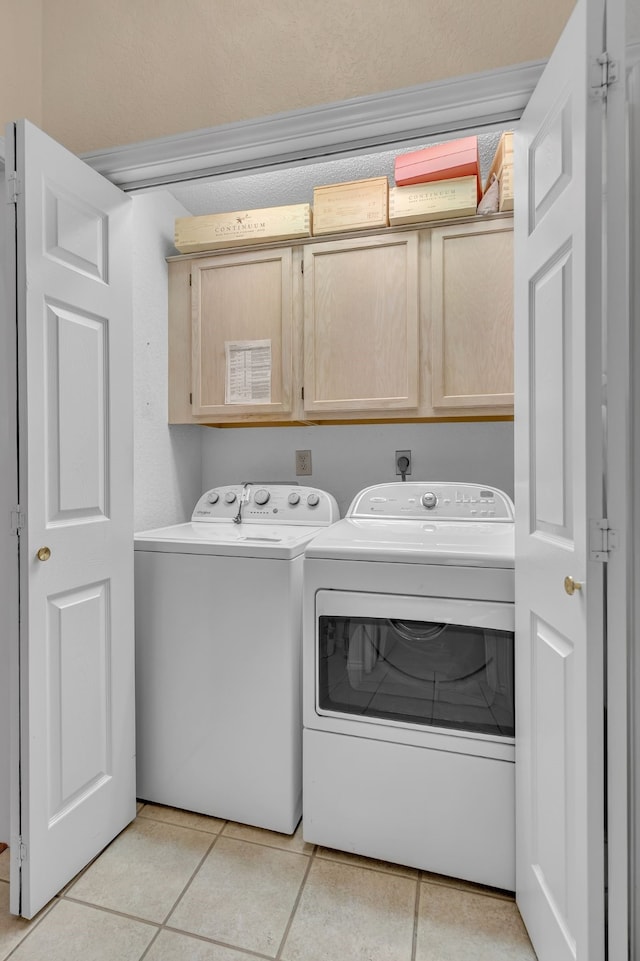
[395,450,412,477]
[295,449,312,476]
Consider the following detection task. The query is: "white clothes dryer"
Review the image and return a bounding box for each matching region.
[302,482,515,889]
[135,483,339,834]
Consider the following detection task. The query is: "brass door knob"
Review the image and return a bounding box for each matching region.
[36,546,51,562]
[564,575,582,596]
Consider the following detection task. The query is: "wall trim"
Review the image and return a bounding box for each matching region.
[81,60,546,190]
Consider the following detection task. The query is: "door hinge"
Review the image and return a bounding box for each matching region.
[301,386,304,400]
[189,274,192,286]
[301,261,304,274]
[6,171,21,205]
[590,518,618,561]
[591,53,618,99]
[17,838,27,863]
[11,508,25,535]
[189,392,193,405]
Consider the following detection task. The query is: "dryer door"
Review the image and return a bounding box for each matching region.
[314,591,514,739]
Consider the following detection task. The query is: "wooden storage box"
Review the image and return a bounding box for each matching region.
[484,132,513,192]
[174,203,312,253]
[312,177,389,235]
[389,177,478,225]
[394,137,481,200]
[498,163,514,211]
[484,131,514,212]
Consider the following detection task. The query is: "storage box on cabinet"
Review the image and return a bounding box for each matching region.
[483,132,514,213]
[394,137,481,201]
[312,178,389,235]
[175,204,312,253]
[389,177,478,225]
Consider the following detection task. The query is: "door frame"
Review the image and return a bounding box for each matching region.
[627,45,640,959]
[0,147,20,858]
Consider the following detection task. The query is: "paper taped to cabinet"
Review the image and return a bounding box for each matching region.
[225,340,272,405]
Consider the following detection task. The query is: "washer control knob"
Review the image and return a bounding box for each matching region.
[254,488,270,506]
[288,492,301,506]
[224,491,237,504]
[207,491,219,504]
[307,492,320,507]
[421,492,438,510]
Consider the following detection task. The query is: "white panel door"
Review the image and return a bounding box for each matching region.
[514,0,626,957]
[7,120,135,918]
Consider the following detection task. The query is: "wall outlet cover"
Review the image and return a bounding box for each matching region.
[295,449,312,475]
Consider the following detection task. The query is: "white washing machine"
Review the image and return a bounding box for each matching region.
[135,482,339,834]
[302,482,515,889]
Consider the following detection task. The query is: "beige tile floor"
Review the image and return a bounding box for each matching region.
[0,804,537,961]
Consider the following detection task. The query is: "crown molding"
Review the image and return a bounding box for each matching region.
[81,60,546,190]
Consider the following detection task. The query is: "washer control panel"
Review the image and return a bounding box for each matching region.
[348,483,514,521]
[192,484,339,525]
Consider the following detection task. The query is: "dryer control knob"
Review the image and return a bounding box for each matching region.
[288,492,301,505]
[254,488,270,506]
[224,491,237,504]
[207,491,219,504]
[421,492,438,510]
[307,492,320,507]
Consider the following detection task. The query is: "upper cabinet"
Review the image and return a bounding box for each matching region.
[429,218,514,412]
[169,246,303,425]
[168,215,514,426]
[303,233,419,416]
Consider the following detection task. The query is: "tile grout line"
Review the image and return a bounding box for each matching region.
[273,841,319,961]
[420,875,516,903]
[158,830,222,926]
[59,894,162,930]
[131,827,225,961]
[2,894,73,961]
[411,872,423,961]
[314,851,419,883]
[136,811,227,838]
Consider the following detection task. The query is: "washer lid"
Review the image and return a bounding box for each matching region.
[304,516,515,567]
[134,521,328,560]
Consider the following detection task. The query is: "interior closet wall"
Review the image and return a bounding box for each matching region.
[132,191,203,532]
[201,422,514,518]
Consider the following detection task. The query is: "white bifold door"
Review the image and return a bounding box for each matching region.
[6,120,135,918]
[514,0,630,959]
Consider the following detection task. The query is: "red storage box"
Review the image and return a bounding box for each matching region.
[394,136,481,201]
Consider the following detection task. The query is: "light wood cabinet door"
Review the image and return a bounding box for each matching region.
[190,247,296,420]
[429,219,513,411]
[303,233,419,416]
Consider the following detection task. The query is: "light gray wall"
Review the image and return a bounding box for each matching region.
[132,192,203,531]
[201,422,514,518]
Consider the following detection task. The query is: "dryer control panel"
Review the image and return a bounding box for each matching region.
[192,484,340,525]
[348,483,514,521]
